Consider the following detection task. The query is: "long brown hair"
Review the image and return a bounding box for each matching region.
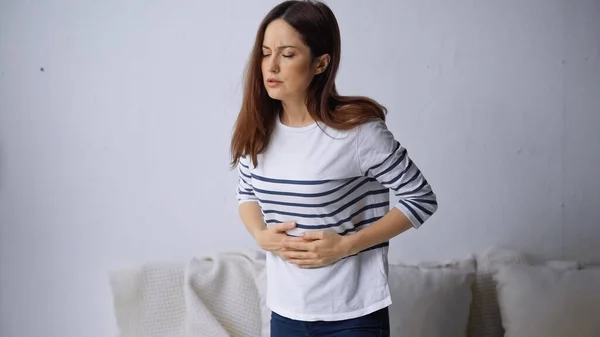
[230,0,386,168]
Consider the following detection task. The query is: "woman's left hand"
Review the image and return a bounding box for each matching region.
[280,231,351,268]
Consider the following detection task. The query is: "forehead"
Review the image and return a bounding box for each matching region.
[262,19,306,47]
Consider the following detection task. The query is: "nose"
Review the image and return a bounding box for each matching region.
[267,55,280,74]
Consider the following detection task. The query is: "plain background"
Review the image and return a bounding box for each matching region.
[1,0,599,336]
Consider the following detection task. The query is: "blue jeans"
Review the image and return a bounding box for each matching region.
[270,307,390,337]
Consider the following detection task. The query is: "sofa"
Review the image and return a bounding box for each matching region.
[109,247,600,337]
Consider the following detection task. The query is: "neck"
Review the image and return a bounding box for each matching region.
[280,96,314,127]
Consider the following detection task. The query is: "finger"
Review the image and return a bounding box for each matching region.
[299,265,319,269]
[301,230,324,240]
[284,236,305,242]
[272,221,296,233]
[276,246,302,253]
[280,251,316,260]
[279,236,305,251]
[283,240,311,251]
[288,259,321,268]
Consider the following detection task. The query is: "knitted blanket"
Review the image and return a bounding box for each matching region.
[109,249,268,337]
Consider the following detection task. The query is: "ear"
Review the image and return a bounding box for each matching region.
[314,54,330,75]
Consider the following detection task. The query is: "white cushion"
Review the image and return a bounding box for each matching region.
[468,247,533,337]
[252,254,270,337]
[387,257,476,337]
[495,264,600,337]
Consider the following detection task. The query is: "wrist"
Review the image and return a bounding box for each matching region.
[342,232,362,257]
[251,226,267,241]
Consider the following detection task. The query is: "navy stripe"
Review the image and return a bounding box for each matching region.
[240,176,251,186]
[338,227,357,236]
[409,190,434,199]
[239,161,250,169]
[336,216,383,236]
[334,216,382,236]
[354,216,382,229]
[257,178,375,208]
[253,177,371,198]
[359,241,389,253]
[412,197,437,205]
[394,179,428,196]
[251,174,332,185]
[406,199,433,216]
[392,169,421,191]
[239,169,251,179]
[344,241,389,259]
[265,203,389,230]
[381,160,413,186]
[364,141,401,176]
[373,148,406,179]
[237,189,255,196]
[262,189,389,218]
[398,199,424,224]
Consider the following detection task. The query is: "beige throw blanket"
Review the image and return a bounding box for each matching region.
[109,249,269,337]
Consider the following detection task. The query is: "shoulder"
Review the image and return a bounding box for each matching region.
[355,118,397,152]
[356,118,394,140]
[320,118,389,138]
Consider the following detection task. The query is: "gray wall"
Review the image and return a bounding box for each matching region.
[1,0,598,336]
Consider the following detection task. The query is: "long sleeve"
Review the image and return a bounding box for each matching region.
[356,119,438,228]
[236,156,258,204]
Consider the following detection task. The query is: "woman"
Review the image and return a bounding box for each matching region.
[230,1,438,336]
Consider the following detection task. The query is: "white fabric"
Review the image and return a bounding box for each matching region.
[495,264,600,337]
[387,258,476,337]
[467,247,533,337]
[236,118,437,321]
[109,247,600,337]
[253,255,271,337]
[109,250,265,337]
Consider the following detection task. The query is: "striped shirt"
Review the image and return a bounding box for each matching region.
[237,117,437,321]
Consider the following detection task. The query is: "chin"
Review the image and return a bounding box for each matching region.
[265,88,284,101]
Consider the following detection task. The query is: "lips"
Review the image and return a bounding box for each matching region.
[266,77,283,88]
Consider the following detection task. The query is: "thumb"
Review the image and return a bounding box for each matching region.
[273,221,296,233]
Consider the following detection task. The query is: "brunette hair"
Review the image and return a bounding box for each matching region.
[230,0,386,167]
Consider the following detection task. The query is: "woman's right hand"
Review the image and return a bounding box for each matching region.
[254,221,298,255]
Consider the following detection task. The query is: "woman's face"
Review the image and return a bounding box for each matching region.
[261,19,325,102]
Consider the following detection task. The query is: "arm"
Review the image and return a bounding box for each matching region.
[345,119,438,253]
[343,208,413,255]
[239,200,299,252]
[282,119,438,267]
[239,201,266,240]
[285,207,415,267]
[236,156,265,239]
[236,156,300,252]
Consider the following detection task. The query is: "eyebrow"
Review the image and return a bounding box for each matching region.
[262,45,298,50]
